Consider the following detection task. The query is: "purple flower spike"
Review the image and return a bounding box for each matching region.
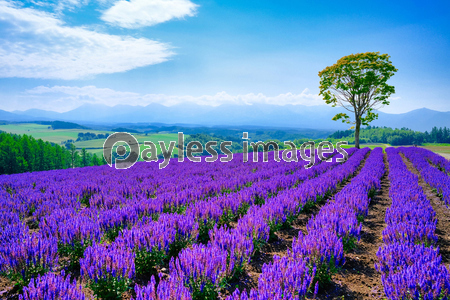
[20,271,88,300]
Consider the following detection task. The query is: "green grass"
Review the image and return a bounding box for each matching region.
[0,123,50,132]
[423,143,450,147]
[0,123,109,144]
[0,123,182,158]
[95,134,181,160]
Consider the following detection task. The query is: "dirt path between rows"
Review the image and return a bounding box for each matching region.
[315,153,390,300]
[401,154,450,265]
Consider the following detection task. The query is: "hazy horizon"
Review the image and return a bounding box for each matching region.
[5,102,449,115]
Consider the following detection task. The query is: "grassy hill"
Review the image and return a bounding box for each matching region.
[0,123,182,158]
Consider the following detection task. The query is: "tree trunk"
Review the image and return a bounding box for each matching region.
[355,118,361,149]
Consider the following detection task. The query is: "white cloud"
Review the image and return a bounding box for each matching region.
[27,0,89,12]
[0,1,173,80]
[101,0,198,28]
[138,89,323,107]
[22,85,325,112]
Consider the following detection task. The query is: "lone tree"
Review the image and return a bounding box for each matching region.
[318,52,397,148]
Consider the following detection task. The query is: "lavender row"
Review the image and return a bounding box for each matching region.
[2,151,316,266]
[304,147,384,282]
[423,148,450,175]
[19,271,88,300]
[8,147,354,299]
[7,150,341,298]
[376,147,450,299]
[0,151,298,222]
[203,147,365,298]
[185,148,349,243]
[0,148,323,244]
[306,146,384,254]
[400,147,450,205]
[131,148,365,299]
[0,153,289,295]
[227,147,384,299]
[40,150,331,270]
[2,149,314,230]
[75,150,346,299]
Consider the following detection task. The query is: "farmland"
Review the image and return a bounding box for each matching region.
[0,123,182,158]
[0,147,449,299]
[4,123,450,160]
[0,123,84,144]
[74,133,182,158]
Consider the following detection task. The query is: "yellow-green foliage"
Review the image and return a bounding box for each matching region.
[318,52,397,127]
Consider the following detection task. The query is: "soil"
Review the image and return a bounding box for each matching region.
[82,286,95,300]
[0,279,20,300]
[0,276,14,299]
[401,154,450,265]
[23,216,38,232]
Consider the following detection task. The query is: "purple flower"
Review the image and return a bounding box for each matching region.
[19,271,88,300]
[133,276,192,300]
[81,242,135,279]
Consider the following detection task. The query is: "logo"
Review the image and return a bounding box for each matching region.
[102,131,349,170]
[103,132,140,169]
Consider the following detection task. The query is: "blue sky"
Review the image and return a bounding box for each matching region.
[0,0,449,113]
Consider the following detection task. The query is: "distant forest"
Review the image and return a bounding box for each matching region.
[1,125,450,175]
[108,124,333,140]
[76,132,110,141]
[327,126,450,145]
[35,120,90,130]
[0,132,105,175]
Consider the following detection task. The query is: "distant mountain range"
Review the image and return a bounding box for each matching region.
[1,103,448,132]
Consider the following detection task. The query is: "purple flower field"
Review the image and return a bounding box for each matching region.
[1,147,449,300]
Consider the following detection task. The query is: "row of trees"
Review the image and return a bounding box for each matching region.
[36,120,89,130]
[66,144,105,169]
[61,132,109,147]
[327,126,450,146]
[0,132,106,175]
[428,126,450,144]
[76,132,110,141]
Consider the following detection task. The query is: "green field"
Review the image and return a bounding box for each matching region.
[0,123,105,144]
[2,123,450,161]
[0,123,182,158]
[87,134,182,159]
[0,123,87,144]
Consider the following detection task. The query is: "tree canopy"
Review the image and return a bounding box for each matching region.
[319,52,397,148]
[0,131,106,175]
